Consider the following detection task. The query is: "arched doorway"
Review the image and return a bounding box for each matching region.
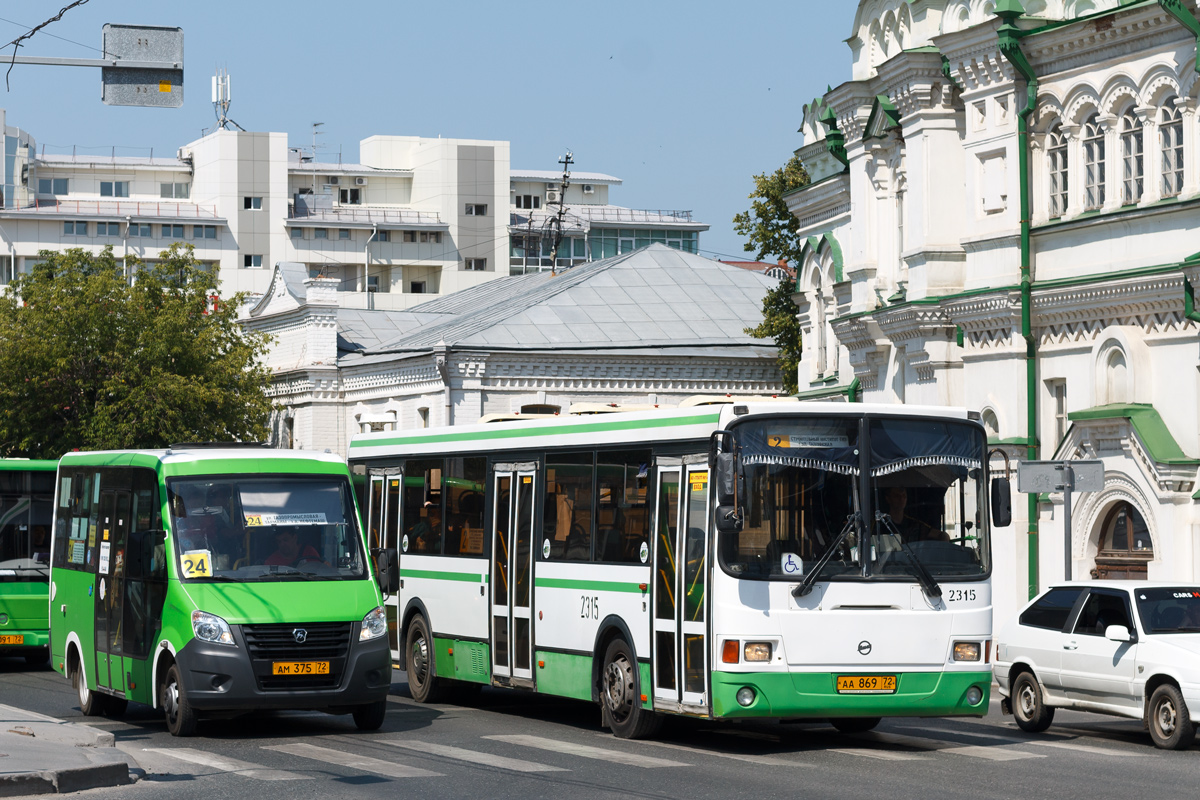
[1091,501,1152,579]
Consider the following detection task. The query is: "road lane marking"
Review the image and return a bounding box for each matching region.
[825,747,926,761]
[899,726,1146,758]
[484,734,688,768]
[862,732,1045,761]
[594,733,809,767]
[262,743,443,778]
[384,740,567,772]
[143,747,311,780]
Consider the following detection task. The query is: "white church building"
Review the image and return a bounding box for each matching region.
[788,0,1200,625]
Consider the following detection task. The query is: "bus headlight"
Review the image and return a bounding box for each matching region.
[360,606,387,641]
[952,641,981,662]
[965,686,984,706]
[192,610,235,646]
[736,687,756,707]
[743,642,772,662]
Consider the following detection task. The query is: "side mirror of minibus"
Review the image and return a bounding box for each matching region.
[990,476,1012,528]
[715,452,737,507]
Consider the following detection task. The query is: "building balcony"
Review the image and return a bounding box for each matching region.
[2,199,221,221]
[289,195,444,228]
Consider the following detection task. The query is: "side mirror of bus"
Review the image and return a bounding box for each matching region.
[715,452,738,507]
[374,548,392,594]
[715,505,742,534]
[990,476,1012,528]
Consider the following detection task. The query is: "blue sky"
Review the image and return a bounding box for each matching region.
[1,1,853,262]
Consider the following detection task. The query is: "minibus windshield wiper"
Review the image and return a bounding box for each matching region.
[876,512,943,599]
[793,513,861,598]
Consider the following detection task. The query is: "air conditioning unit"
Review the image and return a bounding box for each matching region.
[328,176,340,185]
[583,184,594,194]
[545,190,561,203]
[355,177,368,186]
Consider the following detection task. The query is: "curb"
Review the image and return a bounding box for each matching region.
[0,704,133,795]
[0,764,130,797]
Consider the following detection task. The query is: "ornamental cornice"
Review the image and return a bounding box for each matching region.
[1061,418,1196,497]
[1023,9,1187,78]
[1033,274,1198,343]
[873,304,956,343]
[942,291,1022,351]
[830,314,889,391]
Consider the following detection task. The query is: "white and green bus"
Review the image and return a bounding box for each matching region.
[49,445,391,735]
[0,459,58,665]
[351,402,1010,738]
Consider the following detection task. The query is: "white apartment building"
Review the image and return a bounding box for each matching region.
[787,0,1200,627]
[1,110,707,309]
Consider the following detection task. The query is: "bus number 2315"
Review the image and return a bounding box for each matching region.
[581,595,600,620]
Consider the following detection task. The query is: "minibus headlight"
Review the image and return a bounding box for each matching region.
[192,610,235,646]
[952,641,981,662]
[360,606,387,641]
[743,642,772,662]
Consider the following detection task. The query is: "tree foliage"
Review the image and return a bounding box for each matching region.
[734,155,809,395]
[0,244,274,458]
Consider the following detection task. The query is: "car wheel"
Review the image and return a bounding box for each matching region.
[600,638,661,739]
[1011,671,1054,733]
[162,664,198,737]
[352,700,387,731]
[831,717,881,734]
[406,615,442,704]
[1147,684,1194,750]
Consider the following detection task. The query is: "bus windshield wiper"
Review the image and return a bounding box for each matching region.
[876,512,942,599]
[793,513,861,598]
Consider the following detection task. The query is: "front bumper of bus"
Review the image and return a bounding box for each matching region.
[711,670,992,719]
[176,633,391,712]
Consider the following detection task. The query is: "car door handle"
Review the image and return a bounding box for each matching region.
[1063,642,1078,650]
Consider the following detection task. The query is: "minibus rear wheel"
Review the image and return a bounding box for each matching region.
[352,700,387,731]
[162,664,198,737]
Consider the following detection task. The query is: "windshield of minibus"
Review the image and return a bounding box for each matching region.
[1135,588,1200,633]
[0,471,54,579]
[167,475,366,582]
[868,417,989,579]
[718,417,861,580]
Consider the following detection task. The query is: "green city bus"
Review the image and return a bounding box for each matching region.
[49,445,391,736]
[0,459,58,665]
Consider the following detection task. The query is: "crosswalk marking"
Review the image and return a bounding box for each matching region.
[862,732,1045,761]
[262,743,443,778]
[826,747,926,761]
[900,725,1146,758]
[484,734,688,768]
[143,747,311,781]
[385,740,567,772]
[595,733,809,767]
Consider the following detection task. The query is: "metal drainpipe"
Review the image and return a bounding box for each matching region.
[996,1,1040,600]
[123,216,132,280]
[1185,277,1200,323]
[364,224,378,295]
[436,347,452,427]
[847,377,861,403]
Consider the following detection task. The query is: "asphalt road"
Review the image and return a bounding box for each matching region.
[0,656,1194,800]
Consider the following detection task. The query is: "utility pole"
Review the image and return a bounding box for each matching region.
[547,150,572,275]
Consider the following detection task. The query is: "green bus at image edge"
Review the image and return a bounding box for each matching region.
[0,459,58,663]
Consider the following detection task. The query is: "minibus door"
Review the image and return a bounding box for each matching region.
[93,490,130,695]
[651,463,710,711]
[490,465,536,684]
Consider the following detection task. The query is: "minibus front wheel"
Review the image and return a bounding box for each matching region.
[162,664,198,737]
[352,700,387,731]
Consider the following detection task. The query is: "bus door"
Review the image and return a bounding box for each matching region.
[651,462,711,711]
[367,471,403,661]
[490,464,536,684]
[94,489,131,695]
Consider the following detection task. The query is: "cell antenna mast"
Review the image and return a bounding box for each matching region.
[210,68,244,131]
[548,150,573,275]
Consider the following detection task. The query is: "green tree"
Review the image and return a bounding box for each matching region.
[0,244,274,458]
[734,155,809,395]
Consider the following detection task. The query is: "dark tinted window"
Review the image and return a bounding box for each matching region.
[1073,591,1133,636]
[1019,587,1083,631]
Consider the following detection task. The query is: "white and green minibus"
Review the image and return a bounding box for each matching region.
[350,402,1010,738]
[0,459,58,665]
[49,445,391,735]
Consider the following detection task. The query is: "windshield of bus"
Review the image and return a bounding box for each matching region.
[717,417,861,580]
[167,475,366,582]
[868,417,989,580]
[1135,588,1200,633]
[0,470,54,579]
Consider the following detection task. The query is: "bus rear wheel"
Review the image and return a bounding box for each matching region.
[406,615,442,704]
[831,717,881,734]
[162,664,198,737]
[600,638,661,740]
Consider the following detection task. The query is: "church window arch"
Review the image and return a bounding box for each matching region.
[1047,122,1069,217]
[1082,113,1106,210]
[1092,501,1152,579]
[1160,101,1184,198]
[1104,347,1130,404]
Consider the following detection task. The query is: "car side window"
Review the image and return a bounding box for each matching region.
[1073,591,1133,636]
[1020,588,1084,630]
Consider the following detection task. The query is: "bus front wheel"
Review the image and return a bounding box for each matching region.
[162,664,198,737]
[406,615,442,704]
[74,664,105,717]
[600,638,661,740]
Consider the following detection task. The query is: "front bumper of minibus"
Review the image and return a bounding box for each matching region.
[711,670,992,719]
[176,628,391,712]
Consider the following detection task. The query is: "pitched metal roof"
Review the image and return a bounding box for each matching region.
[343,244,776,357]
[511,169,621,184]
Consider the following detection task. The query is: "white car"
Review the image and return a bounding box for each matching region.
[994,581,1200,750]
